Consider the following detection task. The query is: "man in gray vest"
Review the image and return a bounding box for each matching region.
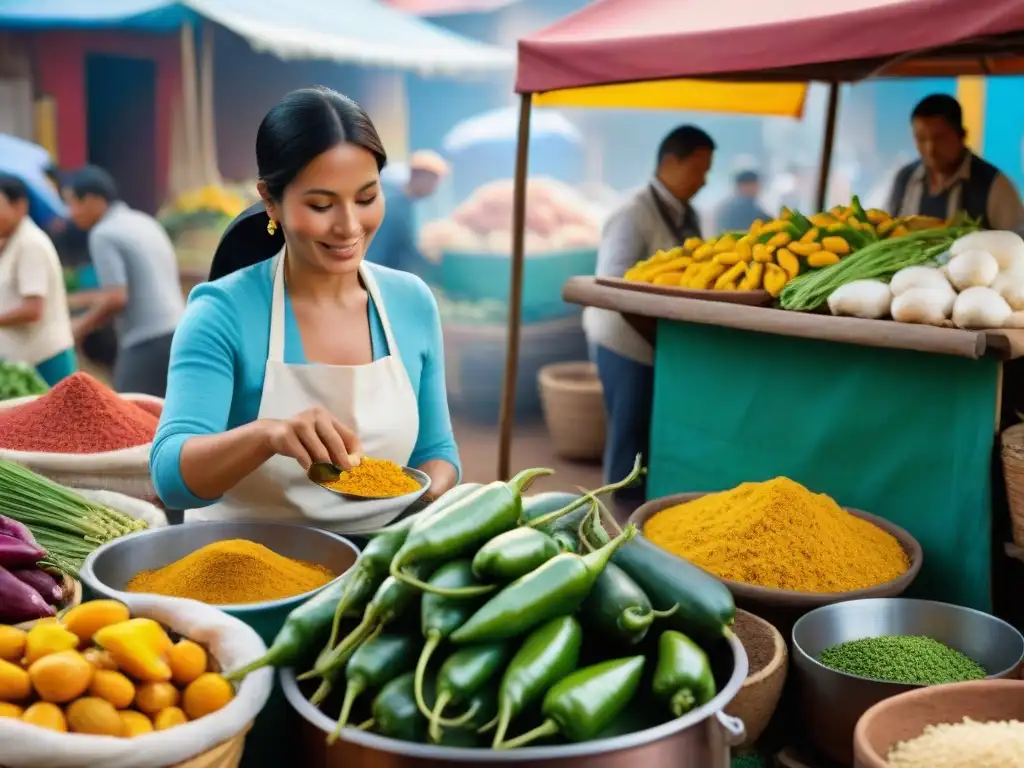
[584,125,714,510]
[888,94,1024,230]
[62,166,184,397]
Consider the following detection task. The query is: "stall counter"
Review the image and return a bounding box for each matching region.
[564,276,1024,613]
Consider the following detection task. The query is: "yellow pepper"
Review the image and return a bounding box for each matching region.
[799,227,820,244]
[749,218,764,237]
[94,619,173,683]
[713,236,737,254]
[715,263,748,291]
[713,252,742,266]
[877,218,900,236]
[677,263,704,287]
[640,257,693,281]
[739,262,764,290]
[766,231,792,248]
[758,219,787,234]
[890,224,910,238]
[62,600,131,643]
[734,239,753,262]
[652,272,687,286]
[24,622,79,666]
[788,241,822,257]
[751,244,773,263]
[623,265,646,281]
[807,251,842,268]
[691,262,727,290]
[809,213,836,228]
[691,243,715,262]
[763,263,788,297]
[821,236,851,255]
[866,208,891,225]
[779,207,793,221]
[683,237,704,251]
[775,248,801,280]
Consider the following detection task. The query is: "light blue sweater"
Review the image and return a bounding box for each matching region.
[150,259,460,510]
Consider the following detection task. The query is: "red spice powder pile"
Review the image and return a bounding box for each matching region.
[0,373,158,454]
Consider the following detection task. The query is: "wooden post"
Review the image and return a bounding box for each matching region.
[815,82,841,212]
[199,22,222,187]
[496,93,533,481]
[179,22,202,191]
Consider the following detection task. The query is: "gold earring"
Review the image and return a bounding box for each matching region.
[267,219,278,236]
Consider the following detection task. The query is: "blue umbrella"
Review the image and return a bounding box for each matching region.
[0,134,66,228]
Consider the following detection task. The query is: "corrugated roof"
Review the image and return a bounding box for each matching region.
[0,0,513,75]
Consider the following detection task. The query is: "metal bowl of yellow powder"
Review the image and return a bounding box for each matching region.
[80,521,360,645]
[629,479,923,610]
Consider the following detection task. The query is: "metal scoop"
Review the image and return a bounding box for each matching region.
[307,461,428,501]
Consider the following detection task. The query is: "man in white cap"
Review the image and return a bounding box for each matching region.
[369,149,449,272]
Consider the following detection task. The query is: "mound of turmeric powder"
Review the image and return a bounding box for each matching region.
[125,539,335,605]
[644,477,909,593]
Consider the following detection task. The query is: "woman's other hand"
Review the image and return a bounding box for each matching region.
[262,407,363,470]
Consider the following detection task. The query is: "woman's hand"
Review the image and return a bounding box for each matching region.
[262,407,363,471]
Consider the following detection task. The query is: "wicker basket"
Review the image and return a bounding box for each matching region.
[538,361,605,461]
[1001,423,1024,547]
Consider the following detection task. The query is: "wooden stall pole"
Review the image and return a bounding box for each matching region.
[179,22,202,191]
[496,93,533,481]
[199,21,222,188]
[814,82,841,212]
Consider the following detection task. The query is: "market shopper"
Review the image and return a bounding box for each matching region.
[152,87,460,526]
[61,166,184,396]
[0,173,77,385]
[584,125,714,508]
[888,94,1024,229]
[367,149,449,273]
[715,169,769,233]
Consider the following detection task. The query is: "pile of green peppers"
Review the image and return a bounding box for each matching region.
[229,456,737,750]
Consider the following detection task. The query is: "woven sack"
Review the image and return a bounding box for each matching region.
[1001,422,1024,547]
[0,392,163,502]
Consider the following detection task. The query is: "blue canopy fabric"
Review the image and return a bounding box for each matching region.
[0,134,66,229]
[0,0,513,75]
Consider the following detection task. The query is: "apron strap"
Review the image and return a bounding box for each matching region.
[269,248,287,363]
[359,262,399,357]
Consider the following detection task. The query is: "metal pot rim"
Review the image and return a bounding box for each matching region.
[281,631,748,760]
[80,520,361,613]
[791,596,1024,686]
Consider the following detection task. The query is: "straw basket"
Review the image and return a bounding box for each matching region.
[1001,422,1024,546]
[0,393,163,503]
[172,727,250,768]
[538,361,605,461]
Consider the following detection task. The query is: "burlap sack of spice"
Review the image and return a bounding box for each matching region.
[0,593,273,768]
[0,391,163,502]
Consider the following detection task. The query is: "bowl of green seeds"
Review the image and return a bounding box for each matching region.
[791,597,1024,765]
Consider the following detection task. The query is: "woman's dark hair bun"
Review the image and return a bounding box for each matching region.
[209,87,386,281]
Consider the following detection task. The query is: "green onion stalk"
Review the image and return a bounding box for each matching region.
[779,226,978,312]
[0,459,148,575]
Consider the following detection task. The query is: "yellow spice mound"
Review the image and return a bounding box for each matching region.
[125,539,334,605]
[325,457,420,498]
[644,477,909,593]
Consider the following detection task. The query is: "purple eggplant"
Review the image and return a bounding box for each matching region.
[0,533,45,568]
[0,516,39,548]
[11,568,63,604]
[0,565,55,623]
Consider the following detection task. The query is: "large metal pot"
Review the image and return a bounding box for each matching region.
[282,632,748,768]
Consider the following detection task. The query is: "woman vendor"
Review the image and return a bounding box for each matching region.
[150,87,460,529]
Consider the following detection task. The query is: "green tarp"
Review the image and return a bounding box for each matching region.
[649,320,997,612]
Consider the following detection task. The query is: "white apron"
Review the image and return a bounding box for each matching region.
[185,251,420,531]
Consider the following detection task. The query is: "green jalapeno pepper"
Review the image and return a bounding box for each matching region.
[611,535,735,643]
[303,561,433,691]
[471,527,561,582]
[226,563,375,681]
[362,483,483,538]
[521,492,588,553]
[426,642,509,743]
[328,632,420,742]
[436,683,497,748]
[390,467,553,598]
[481,615,583,747]
[652,630,717,717]
[580,561,677,646]
[450,524,638,645]
[496,655,646,750]
[413,560,487,725]
[367,672,428,742]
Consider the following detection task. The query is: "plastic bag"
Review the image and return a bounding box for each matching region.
[0,593,273,768]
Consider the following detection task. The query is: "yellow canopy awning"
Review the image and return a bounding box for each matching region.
[533,79,808,118]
